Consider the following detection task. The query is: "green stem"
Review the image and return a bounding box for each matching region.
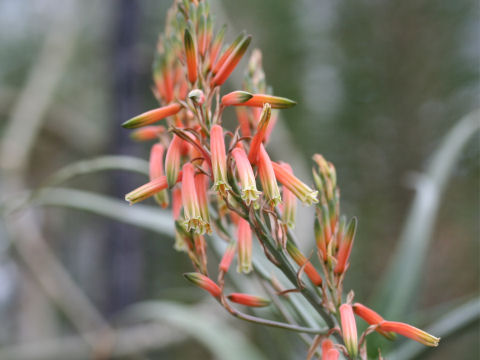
[253,258,320,329]
[252,211,337,332]
[220,297,328,335]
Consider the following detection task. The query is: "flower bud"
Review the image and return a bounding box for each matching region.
[172,187,182,220]
[248,103,271,164]
[237,217,252,274]
[227,293,270,307]
[315,216,328,261]
[280,163,297,228]
[210,125,231,194]
[352,303,396,340]
[271,162,318,205]
[321,339,334,354]
[235,107,252,137]
[232,147,261,206]
[149,144,169,208]
[125,176,169,205]
[211,35,251,87]
[257,145,281,207]
[181,163,208,234]
[334,217,357,274]
[323,349,339,360]
[263,110,278,144]
[184,272,221,297]
[122,103,182,128]
[209,24,226,68]
[194,172,212,234]
[221,90,253,106]
[165,135,183,188]
[194,234,207,271]
[242,94,296,109]
[286,241,322,286]
[219,241,236,273]
[378,321,440,347]
[197,14,210,57]
[130,126,165,141]
[188,89,205,105]
[184,29,197,84]
[339,304,358,359]
[212,32,244,74]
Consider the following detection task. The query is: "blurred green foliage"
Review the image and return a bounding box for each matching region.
[0,0,478,359]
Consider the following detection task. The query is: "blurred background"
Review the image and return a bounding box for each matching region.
[0,0,478,359]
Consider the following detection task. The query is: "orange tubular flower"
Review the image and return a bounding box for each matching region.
[172,187,182,220]
[209,24,226,69]
[194,234,207,269]
[221,90,253,107]
[315,216,328,262]
[181,163,208,234]
[241,94,297,109]
[322,339,338,360]
[121,103,182,128]
[212,32,243,74]
[263,110,278,144]
[194,173,211,234]
[197,15,210,57]
[184,29,197,84]
[321,204,333,245]
[178,77,189,100]
[271,162,318,205]
[323,349,339,360]
[257,145,281,206]
[280,163,297,228]
[378,321,440,347]
[184,272,221,298]
[352,303,396,340]
[237,217,252,274]
[286,241,322,286]
[219,241,236,273]
[210,125,231,194]
[227,293,270,307]
[236,107,251,137]
[339,304,358,359]
[248,103,271,164]
[125,173,181,205]
[149,143,165,179]
[161,61,174,103]
[130,126,165,141]
[334,217,357,274]
[149,144,169,208]
[165,135,183,188]
[231,147,261,206]
[321,339,334,354]
[211,35,252,87]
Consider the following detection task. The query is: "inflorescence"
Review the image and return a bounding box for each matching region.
[122,1,439,358]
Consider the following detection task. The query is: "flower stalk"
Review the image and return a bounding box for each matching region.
[121,1,441,358]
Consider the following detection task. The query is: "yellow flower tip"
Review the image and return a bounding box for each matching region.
[240,186,262,206]
[302,191,319,205]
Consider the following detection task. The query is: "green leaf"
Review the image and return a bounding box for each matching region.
[372,110,480,320]
[42,155,149,187]
[33,187,174,236]
[122,301,267,360]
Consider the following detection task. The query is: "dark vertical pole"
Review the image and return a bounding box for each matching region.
[108,0,143,315]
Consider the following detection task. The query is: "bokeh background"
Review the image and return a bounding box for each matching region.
[0,0,478,359]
